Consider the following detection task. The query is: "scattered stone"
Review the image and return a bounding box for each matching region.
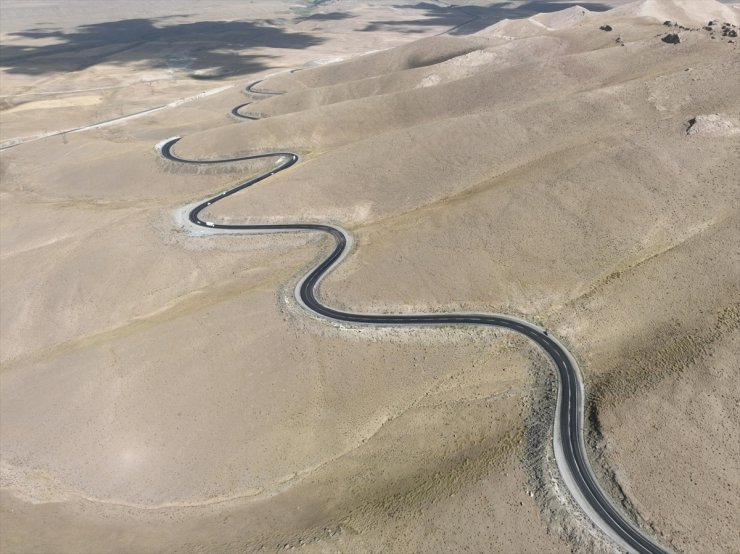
[663,20,676,27]
[686,114,739,136]
[708,20,718,26]
[616,35,624,45]
[600,24,613,32]
[662,33,681,44]
[723,29,737,38]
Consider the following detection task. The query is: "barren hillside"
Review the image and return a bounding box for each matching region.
[1,1,738,553]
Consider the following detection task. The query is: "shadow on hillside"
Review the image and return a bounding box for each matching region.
[0,18,325,77]
[298,12,354,22]
[362,1,613,35]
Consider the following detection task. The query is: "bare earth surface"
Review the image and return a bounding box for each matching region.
[1,1,739,553]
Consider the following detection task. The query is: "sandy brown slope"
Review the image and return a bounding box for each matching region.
[1,1,739,553]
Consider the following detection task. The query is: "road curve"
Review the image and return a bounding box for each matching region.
[158,83,671,554]
[230,102,261,120]
[245,78,285,95]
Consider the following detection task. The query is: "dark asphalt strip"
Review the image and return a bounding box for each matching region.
[230,103,261,120]
[245,79,285,95]
[160,93,671,554]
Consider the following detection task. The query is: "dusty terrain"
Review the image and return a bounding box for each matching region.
[0,0,490,147]
[1,1,739,553]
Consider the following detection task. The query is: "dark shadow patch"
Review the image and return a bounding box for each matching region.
[0,17,325,77]
[517,1,611,14]
[361,1,613,36]
[298,12,353,22]
[405,44,483,69]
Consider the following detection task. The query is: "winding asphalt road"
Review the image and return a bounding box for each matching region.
[158,79,672,554]
[230,102,261,120]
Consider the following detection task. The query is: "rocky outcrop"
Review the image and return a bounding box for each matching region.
[686,114,740,136]
[662,33,681,43]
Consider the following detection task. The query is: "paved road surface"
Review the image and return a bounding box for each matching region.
[158,82,672,554]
